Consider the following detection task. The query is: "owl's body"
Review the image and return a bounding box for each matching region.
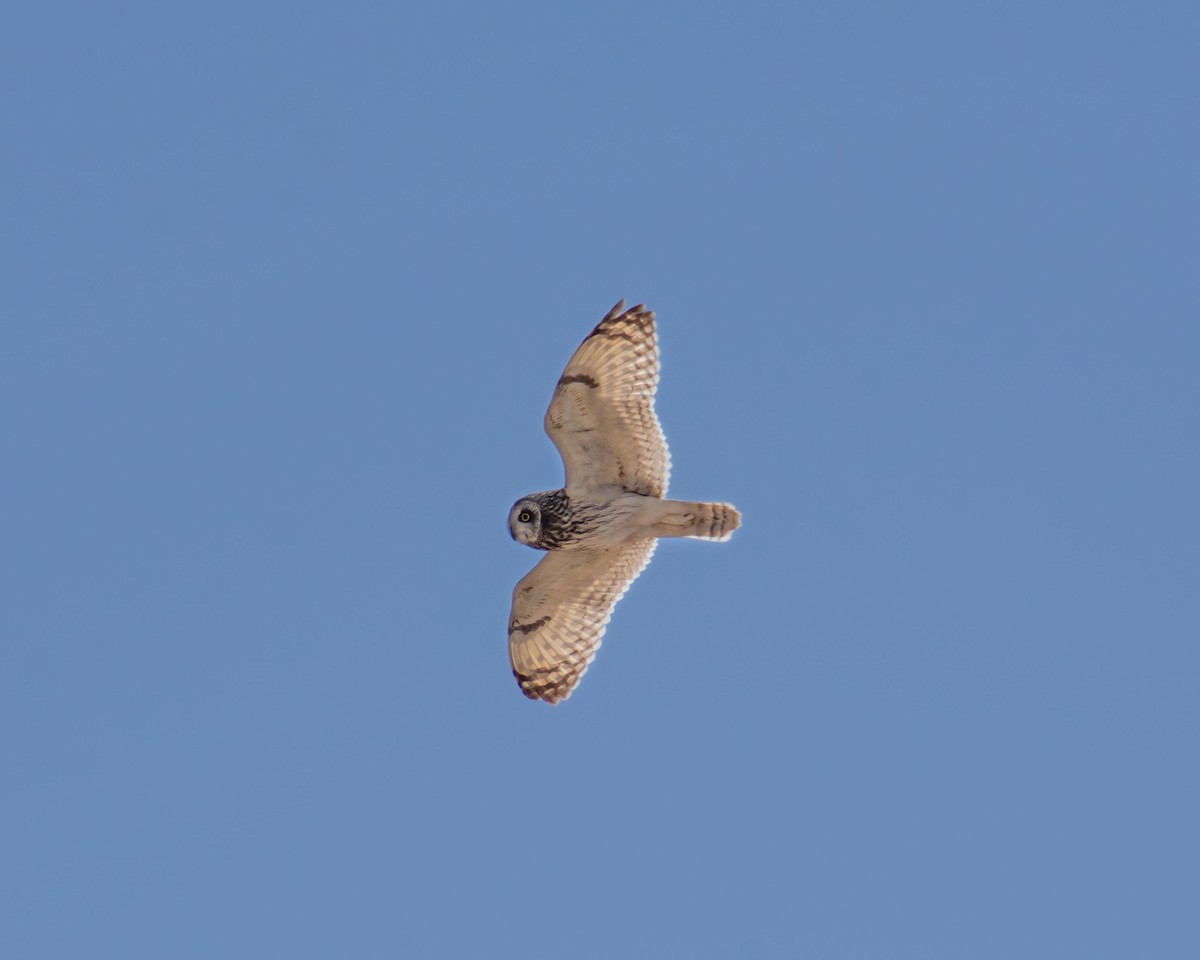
[508,301,741,704]
[509,489,739,551]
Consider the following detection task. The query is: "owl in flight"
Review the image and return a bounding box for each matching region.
[508,300,741,704]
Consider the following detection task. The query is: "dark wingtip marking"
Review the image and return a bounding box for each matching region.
[558,373,599,389]
[510,615,551,635]
[513,668,568,705]
[588,299,655,339]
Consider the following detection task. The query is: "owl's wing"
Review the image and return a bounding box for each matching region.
[544,300,671,498]
[509,538,657,704]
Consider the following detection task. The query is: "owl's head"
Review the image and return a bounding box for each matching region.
[508,497,546,548]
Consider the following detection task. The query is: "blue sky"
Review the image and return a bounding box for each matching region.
[2,2,1197,957]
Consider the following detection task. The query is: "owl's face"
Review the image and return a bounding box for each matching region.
[508,498,545,548]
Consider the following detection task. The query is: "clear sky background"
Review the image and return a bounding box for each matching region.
[2,2,1197,958]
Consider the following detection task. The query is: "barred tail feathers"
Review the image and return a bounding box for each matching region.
[652,500,742,542]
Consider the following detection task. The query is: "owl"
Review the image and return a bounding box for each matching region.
[508,300,741,704]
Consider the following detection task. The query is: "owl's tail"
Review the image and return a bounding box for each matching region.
[652,500,742,542]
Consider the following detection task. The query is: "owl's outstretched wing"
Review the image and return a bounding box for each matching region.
[508,539,657,704]
[544,300,671,498]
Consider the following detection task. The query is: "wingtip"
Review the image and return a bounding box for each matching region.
[513,663,577,705]
[603,298,627,321]
[592,299,655,336]
[517,678,570,705]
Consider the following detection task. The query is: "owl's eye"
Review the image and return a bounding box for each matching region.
[518,510,533,523]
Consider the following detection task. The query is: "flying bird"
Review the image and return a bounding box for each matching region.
[507,300,741,704]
